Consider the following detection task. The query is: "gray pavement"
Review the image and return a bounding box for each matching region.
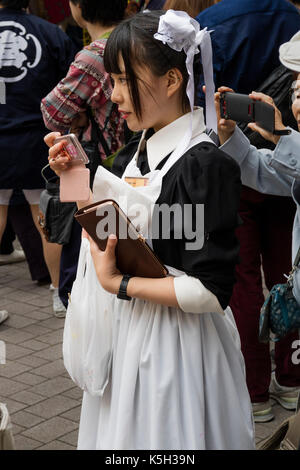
[0,258,296,450]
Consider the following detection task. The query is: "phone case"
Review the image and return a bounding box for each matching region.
[220,92,254,123]
[54,134,89,164]
[220,92,275,132]
[254,101,275,133]
[75,200,169,278]
[60,165,90,202]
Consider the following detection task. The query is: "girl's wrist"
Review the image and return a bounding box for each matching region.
[111,274,124,295]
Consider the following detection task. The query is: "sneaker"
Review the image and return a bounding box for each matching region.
[0,310,9,325]
[51,286,66,318]
[269,372,300,410]
[252,400,274,423]
[0,249,25,265]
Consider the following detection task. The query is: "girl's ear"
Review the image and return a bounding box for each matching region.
[166,68,183,98]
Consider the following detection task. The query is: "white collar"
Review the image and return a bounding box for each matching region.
[137,108,206,172]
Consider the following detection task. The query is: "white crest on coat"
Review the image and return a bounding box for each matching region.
[0,21,42,82]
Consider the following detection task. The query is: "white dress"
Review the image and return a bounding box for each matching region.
[72,111,255,450]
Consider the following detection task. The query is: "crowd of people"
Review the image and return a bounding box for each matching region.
[0,0,300,451]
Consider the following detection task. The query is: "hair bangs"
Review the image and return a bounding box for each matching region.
[104,22,131,75]
[104,20,148,119]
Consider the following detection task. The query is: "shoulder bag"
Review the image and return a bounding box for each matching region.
[259,246,300,343]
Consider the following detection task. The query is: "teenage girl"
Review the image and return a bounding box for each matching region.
[45,10,255,450]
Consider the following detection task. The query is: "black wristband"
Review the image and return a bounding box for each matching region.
[273,129,292,136]
[117,275,132,301]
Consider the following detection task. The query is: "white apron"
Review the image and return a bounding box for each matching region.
[76,131,255,450]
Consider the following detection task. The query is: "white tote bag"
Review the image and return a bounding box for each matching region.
[63,237,114,396]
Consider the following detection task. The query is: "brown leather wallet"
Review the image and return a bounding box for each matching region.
[74,199,168,278]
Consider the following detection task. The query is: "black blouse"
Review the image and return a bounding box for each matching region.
[112,134,241,309]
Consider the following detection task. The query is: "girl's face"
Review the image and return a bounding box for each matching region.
[111,57,183,132]
[291,74,300,132]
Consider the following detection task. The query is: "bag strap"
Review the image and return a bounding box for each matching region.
[293,246,300,268]
[41,163,59,185]
[287,246,300,284]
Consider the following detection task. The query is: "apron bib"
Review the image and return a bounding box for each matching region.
[93,129,213,255]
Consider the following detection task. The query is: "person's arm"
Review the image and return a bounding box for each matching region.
[171,146,241,313]
[41,45,110,132]
[221,126,295,196]
[215,88,295,196]
[88,233,180,307]
[88,234,222,312]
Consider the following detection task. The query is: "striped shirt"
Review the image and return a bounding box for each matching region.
[41,38,125,160]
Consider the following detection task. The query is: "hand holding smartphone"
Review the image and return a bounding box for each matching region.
[220,92,275,133]
[53,133,90,202]
[54,133,89,165]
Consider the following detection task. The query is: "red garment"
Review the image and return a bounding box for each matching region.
[230,187,300,403]
[43,0,71,24]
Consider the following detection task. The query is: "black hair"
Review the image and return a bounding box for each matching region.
[0,0,29,9]
[104,10,202,119]
[69,0,127,26]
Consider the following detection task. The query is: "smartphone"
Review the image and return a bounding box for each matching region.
[220,92,275,133]
[220,92,254,123]
[60,163,90,203]
[54,133,89,165]
[254,100,275,133]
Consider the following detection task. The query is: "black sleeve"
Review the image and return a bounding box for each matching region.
[153,142,242,309]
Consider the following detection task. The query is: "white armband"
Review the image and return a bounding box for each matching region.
[174,275,224,315]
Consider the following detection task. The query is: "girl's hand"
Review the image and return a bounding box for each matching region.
[44,131,71,177]
[44,131,61,148]
[214,86,236,145]
[88,234,123,295]
[248,92,287,145]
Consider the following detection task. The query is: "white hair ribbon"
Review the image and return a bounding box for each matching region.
[154,10,217,149]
